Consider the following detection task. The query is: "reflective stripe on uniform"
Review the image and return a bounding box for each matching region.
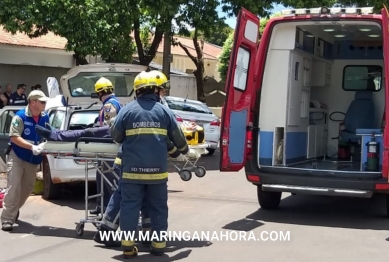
[179,145,188,151]
[152,241,166,248]
[122,172,168,180]
[114,157,121,165]
[122,240,135,246]
[125,128,167,136]
[168,146,177,155]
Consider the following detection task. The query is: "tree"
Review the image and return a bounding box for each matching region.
[0,0,183,66]
[187,21,234,47]
[174,0,278,102]
[217,32,234,82]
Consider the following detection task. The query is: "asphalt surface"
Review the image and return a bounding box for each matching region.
[1,150,389,262]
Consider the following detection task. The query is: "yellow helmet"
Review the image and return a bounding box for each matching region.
[133,71,152,91]
[94,77,114,93]
[149,70,170,89]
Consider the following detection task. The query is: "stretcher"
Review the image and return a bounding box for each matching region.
[40,137,208,236]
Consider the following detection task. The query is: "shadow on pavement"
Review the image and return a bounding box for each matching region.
[109,240,212,262]
[46,187,184,210]
[9,220,96,239]
[222,193,389,231]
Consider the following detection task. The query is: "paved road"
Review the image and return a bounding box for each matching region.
[1,150,389,262]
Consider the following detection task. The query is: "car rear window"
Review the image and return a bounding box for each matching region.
[68,111,99,130]
[165,99,213,114]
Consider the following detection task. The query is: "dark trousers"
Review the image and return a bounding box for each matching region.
[120,182,168,249]
[102,164,150,230]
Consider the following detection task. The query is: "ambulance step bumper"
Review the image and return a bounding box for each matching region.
[261,184,373,198]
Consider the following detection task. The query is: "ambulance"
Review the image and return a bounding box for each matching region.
[220,6,389,216]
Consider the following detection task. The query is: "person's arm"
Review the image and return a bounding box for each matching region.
[102,103,118,126]
[0,94,7,105]
[9,116,34,150]
[166,110,189,155]
[110,109,126,144]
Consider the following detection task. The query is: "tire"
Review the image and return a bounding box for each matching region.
[206,148,216,156]
[42,157,61,200]
[257,185,282,209]
[385,194,389,218]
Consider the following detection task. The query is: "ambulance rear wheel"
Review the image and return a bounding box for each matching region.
[257,185,281,209]
[179,170,192,181]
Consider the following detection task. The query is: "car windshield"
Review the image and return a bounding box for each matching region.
[68,72,137,97]
[165,98,213,114]
[68,111,99,130]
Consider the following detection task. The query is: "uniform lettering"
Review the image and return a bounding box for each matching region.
[132,122,161,128]
[130,167,161,173]
[24,121,33,126]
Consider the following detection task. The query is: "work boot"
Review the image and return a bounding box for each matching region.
[89,207,100,215]
[150,242,165,256]
[1,222,12,232]
[123,246,138,259]
[93,226,121,247]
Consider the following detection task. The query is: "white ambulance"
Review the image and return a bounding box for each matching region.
[220,6,389,216]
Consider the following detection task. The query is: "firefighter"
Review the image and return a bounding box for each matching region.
[90,77,122,216]
[110,71,189,258]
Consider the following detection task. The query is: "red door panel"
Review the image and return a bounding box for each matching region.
[381,6,389,180]
[219,8,259,172]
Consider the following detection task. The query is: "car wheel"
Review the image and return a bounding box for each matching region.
[257,185,281,209]
[42,157,61,200]
[206,148,216,156]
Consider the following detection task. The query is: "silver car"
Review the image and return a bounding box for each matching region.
[161,96,220,155]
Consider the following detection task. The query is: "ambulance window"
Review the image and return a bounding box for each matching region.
[342,65,382,91]
[234,47,250,92]
[0,110,17,134]
[49,110,66,130]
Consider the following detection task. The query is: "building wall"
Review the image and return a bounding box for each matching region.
[153,53,221,81]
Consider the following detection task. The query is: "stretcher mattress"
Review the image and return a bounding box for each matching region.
[41,139,209,158]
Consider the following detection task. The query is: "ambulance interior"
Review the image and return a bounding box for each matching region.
[258,20,385,176]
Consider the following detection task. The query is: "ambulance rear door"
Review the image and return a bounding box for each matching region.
[219,8,259,172]
[381,6,389,180]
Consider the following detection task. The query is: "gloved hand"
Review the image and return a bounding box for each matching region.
[32,143,45,156]
[176,154,188,162]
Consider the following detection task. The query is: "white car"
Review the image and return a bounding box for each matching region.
[160,96,220,155]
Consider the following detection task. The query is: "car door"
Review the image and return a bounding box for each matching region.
[219,8,259,172]
[0,109,18,161]
[381,6,389,181]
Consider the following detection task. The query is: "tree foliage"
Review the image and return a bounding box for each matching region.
[0,0,182,65]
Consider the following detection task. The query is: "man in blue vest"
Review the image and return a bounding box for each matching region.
[89,77,123,217]
[1,90,49,231]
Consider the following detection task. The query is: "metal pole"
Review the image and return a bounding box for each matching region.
[162,30,172,96]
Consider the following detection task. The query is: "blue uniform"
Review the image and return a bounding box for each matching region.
[8,92,28,106]
[110,93,188,253]
[94,95,122,214]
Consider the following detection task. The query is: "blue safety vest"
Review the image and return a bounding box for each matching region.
[11,108,50,165]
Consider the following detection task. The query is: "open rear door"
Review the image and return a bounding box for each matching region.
[219,8,259,172]
[382,6,389,181]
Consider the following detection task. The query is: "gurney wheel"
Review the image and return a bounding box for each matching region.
[179,170,192,181]
[75,223,84,236]
[194,166,206,178]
